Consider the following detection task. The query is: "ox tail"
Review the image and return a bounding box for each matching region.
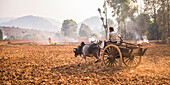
[97,44,101,59]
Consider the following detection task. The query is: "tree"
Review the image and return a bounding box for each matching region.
[135,14,151,37]
[0,29,3,40]
[98,0,118,39]
[107,18,114,29]
[147,22,155,40]
[98,0,108,39]
[144,0,169,42]
[123,13,149,40]
[61,19,78,37]
[105,0,138,39]
[79,24,93,37]
[156,0,169,43]
[10,36,16,40]
[143,0,160,40]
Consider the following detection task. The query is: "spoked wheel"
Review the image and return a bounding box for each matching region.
[123,55,142,68]
[102,44,122,69]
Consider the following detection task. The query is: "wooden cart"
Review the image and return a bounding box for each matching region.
[102,41,147,69]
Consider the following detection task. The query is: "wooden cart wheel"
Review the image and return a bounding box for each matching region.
[123,55,142,68]
[102,44,122,69]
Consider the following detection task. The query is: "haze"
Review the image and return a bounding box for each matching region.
[0,0,109,22]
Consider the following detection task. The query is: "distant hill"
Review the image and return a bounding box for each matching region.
[0,15,116,38]
[45,17,62,29]
[0,15,61,32]
[0,17,15,24]
[80,16,104,33]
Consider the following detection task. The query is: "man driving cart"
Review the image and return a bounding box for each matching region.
[108,27,123,43]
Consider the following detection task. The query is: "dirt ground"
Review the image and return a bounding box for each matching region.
[0,42,170,84]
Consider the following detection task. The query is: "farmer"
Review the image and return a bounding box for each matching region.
[48,37,51,44]
[108,27,123,43]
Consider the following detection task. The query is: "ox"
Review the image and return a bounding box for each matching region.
[73,42,102,66]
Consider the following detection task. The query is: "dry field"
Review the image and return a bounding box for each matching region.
[0,41,170,84]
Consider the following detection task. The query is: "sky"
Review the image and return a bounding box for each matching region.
[0,0,114,23]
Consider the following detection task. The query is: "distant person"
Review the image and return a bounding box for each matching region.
[108,27,123,43]
[48,37,51,44]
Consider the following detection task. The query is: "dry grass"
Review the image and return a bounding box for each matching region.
[0,42,170,84]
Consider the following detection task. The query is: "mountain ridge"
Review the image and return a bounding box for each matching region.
[0,15,107,34]
[0,15,60,32]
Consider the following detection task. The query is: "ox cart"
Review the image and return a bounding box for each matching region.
[101,41,147,69]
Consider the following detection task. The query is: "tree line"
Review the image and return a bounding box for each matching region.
[61,19,100,38]
[98,0,169,42]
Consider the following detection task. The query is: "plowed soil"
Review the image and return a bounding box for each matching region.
[0,42,170,84]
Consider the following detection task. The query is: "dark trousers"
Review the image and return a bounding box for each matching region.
[104,41,117,48]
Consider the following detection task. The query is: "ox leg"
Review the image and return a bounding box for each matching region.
[78,56,83,66]
[83,55,86,61]
[83,55,88,66]
[78,55,87,66]
[94,52,101,63]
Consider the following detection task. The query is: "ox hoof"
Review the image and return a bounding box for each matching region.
[78,64,80,67]
[94,59,101,63]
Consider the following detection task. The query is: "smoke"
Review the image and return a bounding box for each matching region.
[3,35,7,40]
[1,29,7,40]
[88,37,96,42]
[137,36,149,44]
[62,38,78,43]
[125,19,149,44]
